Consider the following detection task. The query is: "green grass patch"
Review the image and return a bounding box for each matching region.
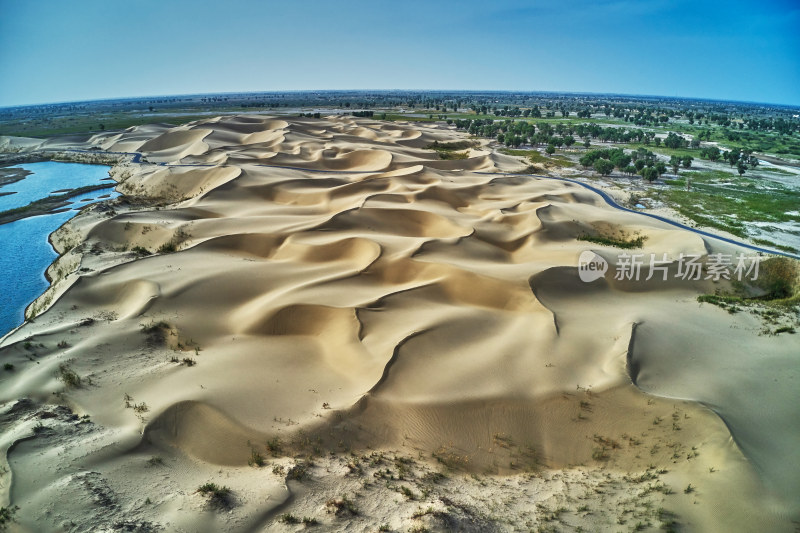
[578,229,647,249]
[376,113,437,123]
[752,238,797,254]
[501,148,575,168]
[197,482,233,509]
[654,170,800,239]
[0,113,217,138]
[426,140,476,151]
[426,140,475,160]
[698,257,800,311]
[757,166,795,175]
[624,143,698,159]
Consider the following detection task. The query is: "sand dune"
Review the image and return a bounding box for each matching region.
[0,114,797,532]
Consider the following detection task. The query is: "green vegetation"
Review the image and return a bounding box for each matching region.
[435,150,468,160]
[697,257,800,313]
[654,170,800,241]
[427,140,475,160]
[500,148,574,168]
[0,113,216,138]
[248,448,265,467]
[131,246,152,256]
[624,143,697,160]
[140,320,170,333]
[157,240,178,254]
[578,228,647,249]
[266,437,282,456]
[286,463,309,481]
[758,166,794,175]
[325,495,359,516]
[0,505,19,530]
[57,363,81,388]
[197,482,233,509]
[279,513,300,524]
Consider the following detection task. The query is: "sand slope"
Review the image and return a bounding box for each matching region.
[0,115,797,532]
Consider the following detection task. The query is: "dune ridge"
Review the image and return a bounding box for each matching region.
[0,115,797,532]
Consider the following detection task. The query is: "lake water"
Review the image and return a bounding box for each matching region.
[0,162,118,337]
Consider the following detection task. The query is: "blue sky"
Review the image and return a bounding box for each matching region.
[1,0,798,107]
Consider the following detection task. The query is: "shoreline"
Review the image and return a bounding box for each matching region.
[0,183,117,225]
[0,162,124,340]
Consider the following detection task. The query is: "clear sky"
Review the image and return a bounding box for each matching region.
[1,0,798,107]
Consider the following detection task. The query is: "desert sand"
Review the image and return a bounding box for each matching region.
[0,115,798,532]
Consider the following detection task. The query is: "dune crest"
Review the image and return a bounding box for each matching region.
[0,115,797,532]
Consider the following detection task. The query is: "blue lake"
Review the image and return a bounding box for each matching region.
[0,162,118,337]
[0,161,113,211]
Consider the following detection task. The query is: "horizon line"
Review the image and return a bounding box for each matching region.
[2,89,799,111]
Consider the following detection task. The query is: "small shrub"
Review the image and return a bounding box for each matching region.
[140,320,169,333]
[421,471,445,484]
[248,449,265,467]
[146,456,164,467]
[197,482,233,509]
[0,505,20,528]
[684,484,695,494]
[399,486,416,500]
[279,513,300,524]
[266,437,282,456]
[131,246,152,256]
[286,463,308,481]
[3,363,13,371]
[325,496,358,516]
[302,516,318,525]
[592,447,609,461]
[58,363,81,388]
[157,240,178,254]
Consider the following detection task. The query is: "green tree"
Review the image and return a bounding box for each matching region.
[546,144,556,155]
[641,167,658,182]
[727,149,740,167]
[670,155,681,175]
[593,158,615,176]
